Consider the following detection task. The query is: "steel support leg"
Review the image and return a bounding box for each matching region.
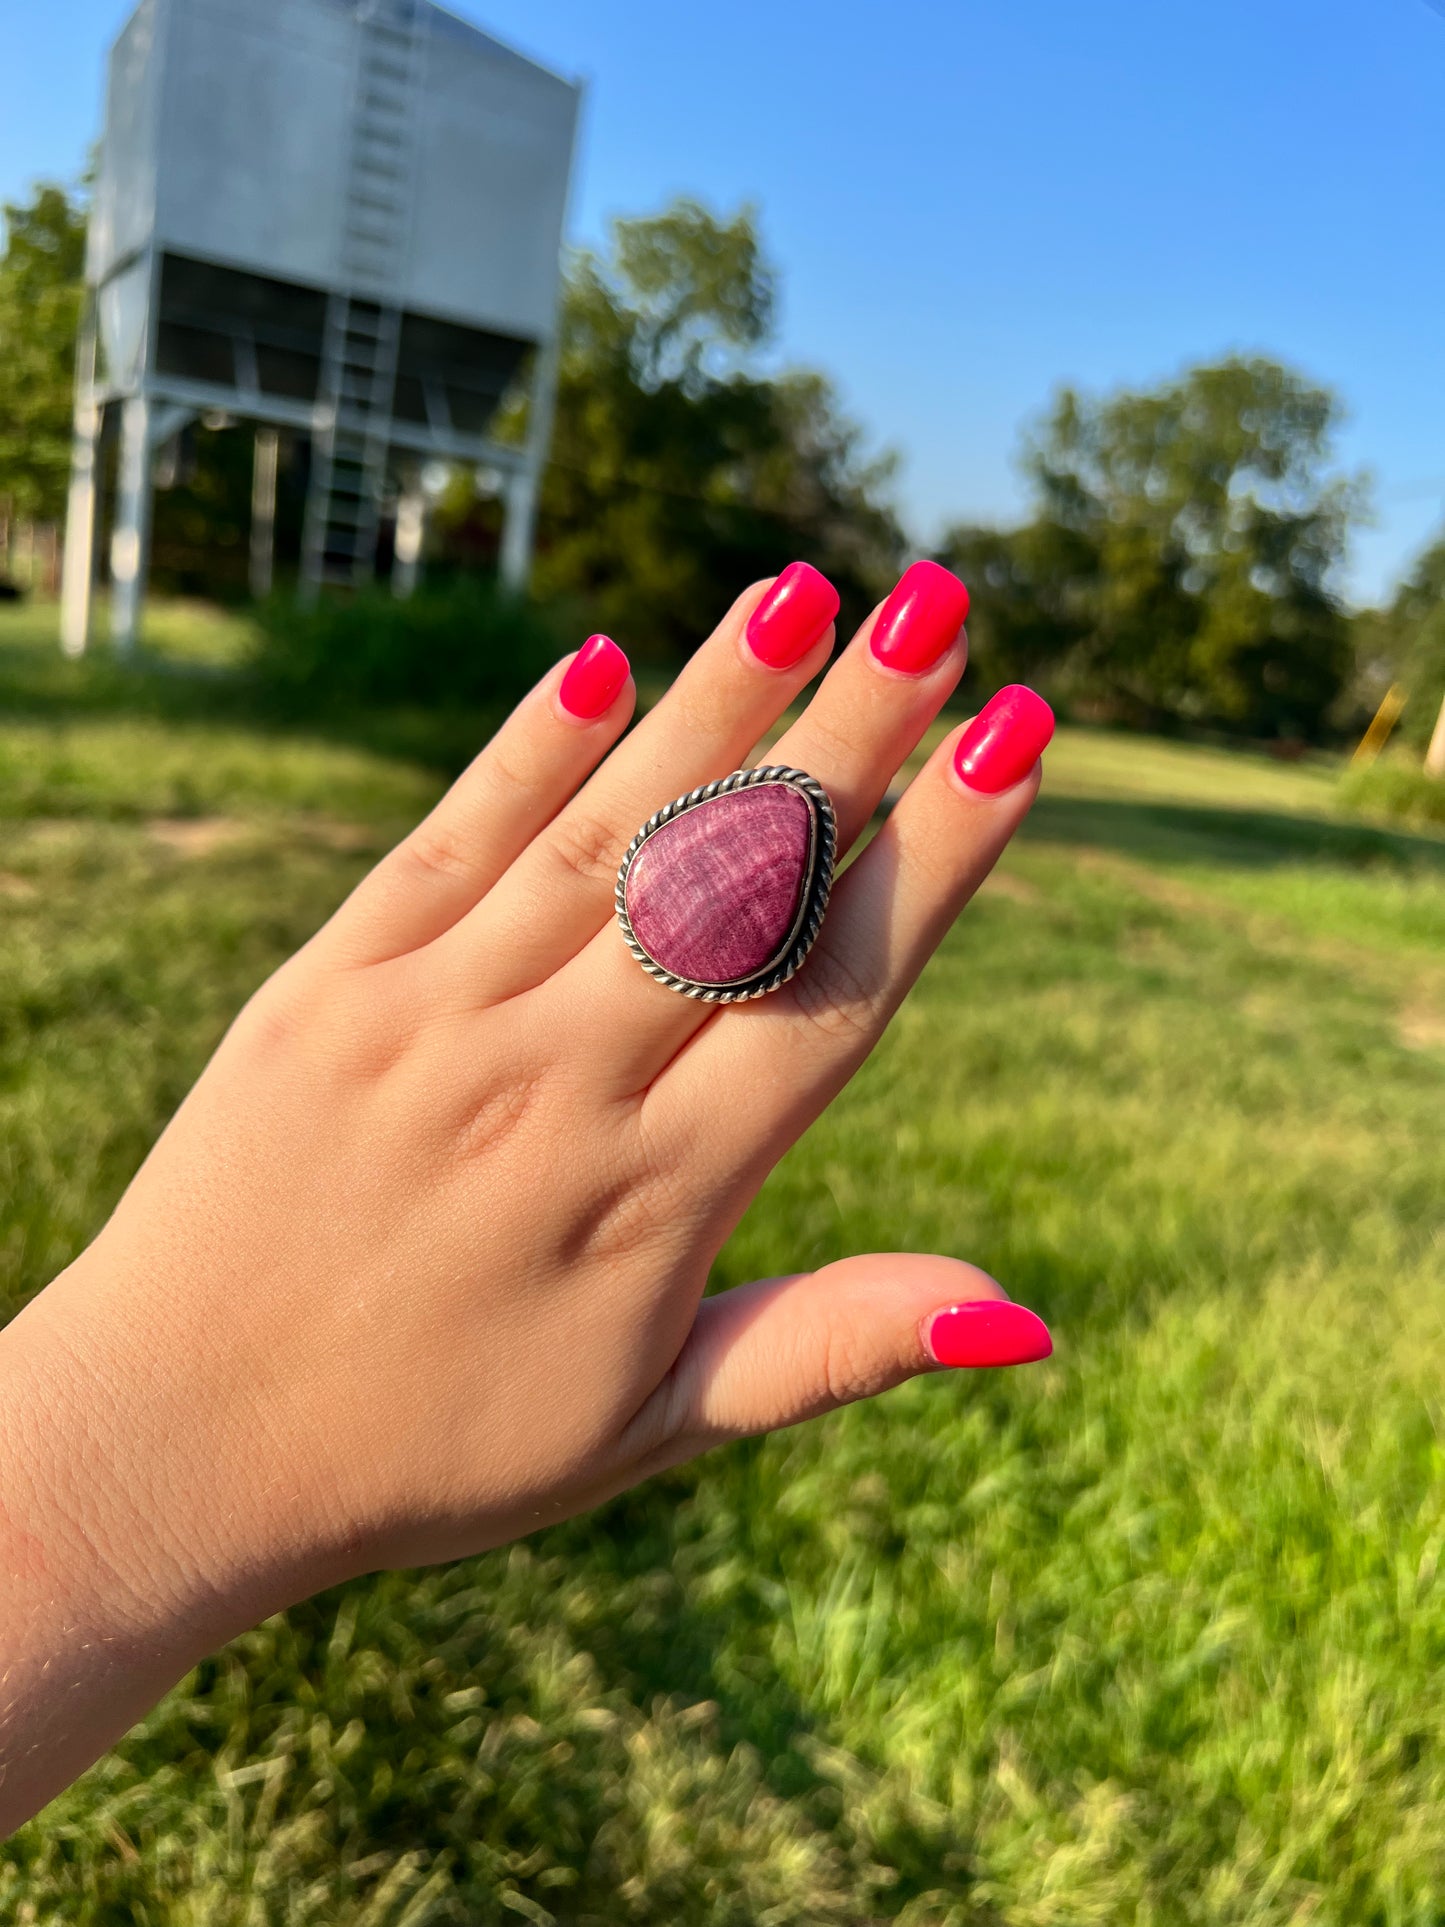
[110,395,153,656]
[392,478,425,600]
[499,334,560,596]
[250,427,280,601]
[60,313,101,658]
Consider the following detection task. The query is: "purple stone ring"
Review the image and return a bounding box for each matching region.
[615,766,837,1002]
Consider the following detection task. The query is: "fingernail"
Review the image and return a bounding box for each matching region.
[925,1301,1053,1369]
[870,560,970,675]
[954,685,1055,793]
[744,562,841,669]
[558,635,630,721]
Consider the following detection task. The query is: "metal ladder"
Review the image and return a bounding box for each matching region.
[302,0,423,595]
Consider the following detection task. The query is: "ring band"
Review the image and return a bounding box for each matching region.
[615,766,837,1002]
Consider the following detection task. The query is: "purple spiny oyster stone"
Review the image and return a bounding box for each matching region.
[625,783,813,985]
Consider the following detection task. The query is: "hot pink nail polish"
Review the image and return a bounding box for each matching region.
[558,635,629,721]
[745,562,840,669]
[925,1301,1053,1369]
[953,685,1055,794]
[870,560,970,675]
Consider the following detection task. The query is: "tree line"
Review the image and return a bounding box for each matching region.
[2,177,1443,750]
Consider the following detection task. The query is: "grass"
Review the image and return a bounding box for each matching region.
[3,601,1445,1923]
[1340,755,1445,834]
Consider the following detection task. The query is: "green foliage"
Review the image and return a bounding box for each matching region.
[933,519,1096,699]
[606,197,775,389]
[1389,532,1445,636]
[0,179,1373,749]
[150,422,294,600]
[1367,532,1445,752]
[0,177,899,656]
[246,579,566,714]
[942,358,1362,741]
[0,181,86,523]
[532,200,902,656]
[1340,754,1445,829]
[4,603,1445,1920]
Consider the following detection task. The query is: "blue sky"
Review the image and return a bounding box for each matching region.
[7,0,1445,604]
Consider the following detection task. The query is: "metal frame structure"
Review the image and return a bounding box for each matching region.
[62,0,578,656]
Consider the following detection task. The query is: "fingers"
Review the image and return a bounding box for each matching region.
[436,566,840,1001]
[655,688,1054,1159]
[766,559,970,849]
[321,637,635,966]
[619,1254,1050,1464]
[537,561,972,1093]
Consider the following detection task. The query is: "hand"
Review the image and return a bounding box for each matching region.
[0,560,1053,1830]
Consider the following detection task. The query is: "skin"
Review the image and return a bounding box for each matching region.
[0,574,1043,1837]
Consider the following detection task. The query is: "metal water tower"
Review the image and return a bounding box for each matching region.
[61,0,580,654]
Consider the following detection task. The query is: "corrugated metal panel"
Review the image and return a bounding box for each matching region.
[155,0,355,289]
[406,17,577,334]
[91,0,578,344]
[88,0,162,279]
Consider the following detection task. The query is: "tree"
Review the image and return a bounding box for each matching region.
[935,517,1095,698]
[0,182,86,523]
[944,357,1363,739]
[1372,531,1445,762]
[529,199,902,656]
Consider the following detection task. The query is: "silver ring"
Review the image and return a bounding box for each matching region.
[615,766,837,1002]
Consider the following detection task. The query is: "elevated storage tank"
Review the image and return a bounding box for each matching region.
[62,0,580,652]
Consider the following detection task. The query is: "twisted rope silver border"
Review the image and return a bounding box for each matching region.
[615,766,837,1003]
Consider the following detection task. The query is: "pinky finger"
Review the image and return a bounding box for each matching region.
[321,636,634,966]
[621,1254,1052,1467]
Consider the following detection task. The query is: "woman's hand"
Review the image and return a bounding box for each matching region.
[0,560,1053,1832]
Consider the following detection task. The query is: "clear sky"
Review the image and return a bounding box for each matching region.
[7,0,1445,604]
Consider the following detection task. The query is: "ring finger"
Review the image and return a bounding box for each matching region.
[658,688,1055,1169]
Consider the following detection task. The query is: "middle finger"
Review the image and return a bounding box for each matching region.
[544,560,971,1095]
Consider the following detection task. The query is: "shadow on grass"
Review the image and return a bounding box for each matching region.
[261,1451,1002,1922]
[1025,789,1445,874]
[533,1462,1000,1921]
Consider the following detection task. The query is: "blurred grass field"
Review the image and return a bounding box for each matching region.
[2,600,1444,1924]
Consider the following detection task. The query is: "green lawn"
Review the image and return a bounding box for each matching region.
[3,603,1445,1924]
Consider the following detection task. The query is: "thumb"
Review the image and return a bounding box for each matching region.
[656,1253,1053,1455]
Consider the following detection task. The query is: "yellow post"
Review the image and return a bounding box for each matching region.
[1351,683,1407,769]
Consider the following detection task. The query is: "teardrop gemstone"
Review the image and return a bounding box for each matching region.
[624,782,815,987]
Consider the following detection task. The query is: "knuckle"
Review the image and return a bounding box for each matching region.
[577,1120,692,1268]
[237,959,316,1054]
[819,1314,885,1410]
[236,956,406,1083]
[481,737,532,800]
[544,806,623,891]
[632,1083,692,1183]
[788,942,881,1048]
[403,816,481,888]
[584,1170,669,1266]
[476,739,549,825]
[455,1064,546,1161]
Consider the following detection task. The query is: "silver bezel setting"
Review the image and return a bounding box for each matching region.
[615,766,837,1003]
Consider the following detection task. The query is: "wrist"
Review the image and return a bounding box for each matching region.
[0,1287,197,1827]
[0,1246,358,1831]
[2,1241,348,1687]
